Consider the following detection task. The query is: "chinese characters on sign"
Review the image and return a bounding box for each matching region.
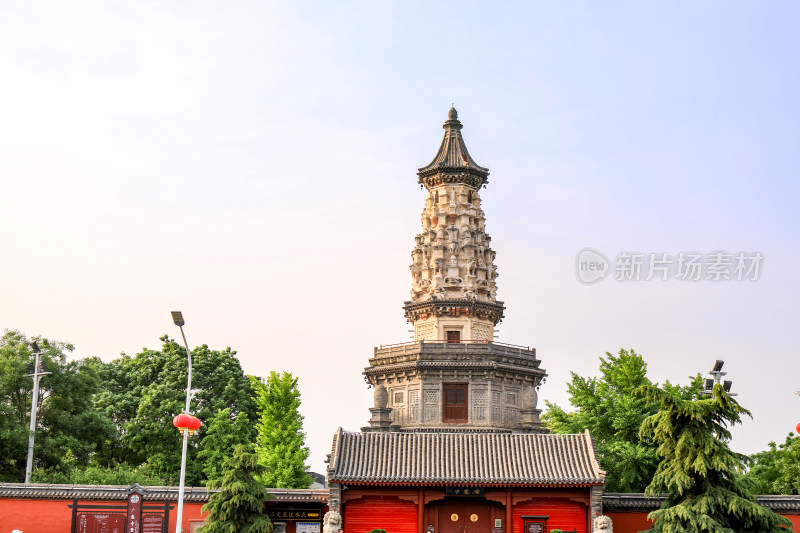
[576,248,763,284]
[267,510,321,520]
[127,491,142,533]
[445,487,485,497]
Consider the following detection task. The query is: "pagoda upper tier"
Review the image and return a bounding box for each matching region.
[406,108,504,342]
[417,107,490,190]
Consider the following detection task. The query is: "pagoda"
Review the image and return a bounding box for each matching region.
[326,109,606,533]
[362,106,546,433]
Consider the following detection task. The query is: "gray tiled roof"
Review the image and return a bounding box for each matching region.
[328,428,605,486]
[0,483,328,503]
[602,493,800,514]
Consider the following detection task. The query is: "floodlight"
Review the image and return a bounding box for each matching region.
[30,341,40,353]
[171,311,185,327]
[723,380,732,392]
[704,378,714,390]
[712,360,724,372]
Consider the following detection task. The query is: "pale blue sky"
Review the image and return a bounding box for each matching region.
[1,2,798,473]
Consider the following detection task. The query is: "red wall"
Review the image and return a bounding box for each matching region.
[0,498,207,533]
[513,498,587,533]
[605,511,800,533]
[603,512,652,532]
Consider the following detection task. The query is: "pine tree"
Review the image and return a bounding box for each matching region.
[252,372,312,488]
[201,444,272,533]
[636,383,793,532]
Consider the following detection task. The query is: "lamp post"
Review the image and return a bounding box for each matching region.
[701,359,736,396]
[25,341,50,483]
[171,311,197,533]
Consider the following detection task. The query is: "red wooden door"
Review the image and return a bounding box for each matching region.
[447,331,461,343]
[443,384,468,422]
[438,499,493,533]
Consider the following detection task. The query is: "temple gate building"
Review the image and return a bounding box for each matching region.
[326,109,606,533]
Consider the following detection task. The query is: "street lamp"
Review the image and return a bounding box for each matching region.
[171,311,200,533]
[701,359,737,396]
[25,341,51,483]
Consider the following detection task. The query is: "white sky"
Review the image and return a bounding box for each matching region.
[1,2,798,474]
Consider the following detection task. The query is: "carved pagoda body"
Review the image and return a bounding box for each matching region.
[362,108,546,433]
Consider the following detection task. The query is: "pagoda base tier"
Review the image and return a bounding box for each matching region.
[362,341,547,432]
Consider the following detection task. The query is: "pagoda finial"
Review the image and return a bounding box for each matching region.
[448,106,457,120]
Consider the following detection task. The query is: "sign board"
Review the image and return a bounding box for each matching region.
[445,487,484,497]
[296,522,321,533]
[127,490,143,533]
[76,513,126,533]
[70,487,173,533]
[142,514,164,533]
[267,509,322,521]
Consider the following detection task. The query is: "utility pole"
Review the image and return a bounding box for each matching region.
[25,341,51,483]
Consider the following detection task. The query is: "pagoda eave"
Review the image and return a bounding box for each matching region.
[403,298,505,324]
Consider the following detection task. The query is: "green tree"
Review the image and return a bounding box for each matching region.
[0,333,30,480]
[201,444,272,533]
[0,330,115,481]
[93,336,258,485]
[252,372,312,488]
[636,383,792,532]
[198,408,254,485]
[543,349,702,492]
[742,433,800,495]
[31,462,164,485]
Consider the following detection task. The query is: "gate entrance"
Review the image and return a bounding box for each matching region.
[437,498,501,533]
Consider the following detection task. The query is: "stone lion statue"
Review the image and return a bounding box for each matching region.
[593,514,613,532]
[322,510,342,533]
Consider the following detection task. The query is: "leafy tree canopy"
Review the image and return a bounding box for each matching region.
[93,336,258,485]
[253,371,312,489]
[31,462,164,486]
[543,349,702,492]
[742,433,800,495]
[637,383,792,532]
[0,330,115,482]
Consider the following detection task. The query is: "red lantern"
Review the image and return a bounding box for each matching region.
[186,415,202,436]
[796,422,800,435]
[173,413,192,434]
[173,413,201,436]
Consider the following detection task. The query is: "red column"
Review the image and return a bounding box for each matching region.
[418,488,425,533]
[505,489,512,533]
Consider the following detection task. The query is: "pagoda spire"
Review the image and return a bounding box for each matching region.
[417,107,490,190]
